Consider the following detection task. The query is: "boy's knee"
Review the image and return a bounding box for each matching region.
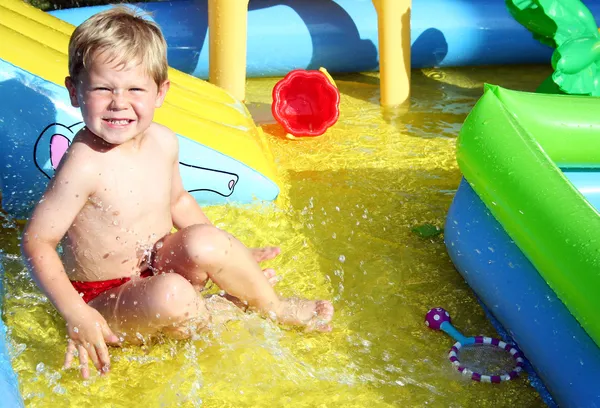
[147,273,206,324]
[182,224,231,265]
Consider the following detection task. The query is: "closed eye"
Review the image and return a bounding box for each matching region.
[94,87,111,91]
[130,88,146,92]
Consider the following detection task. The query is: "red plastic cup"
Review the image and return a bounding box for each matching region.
[271,68,340,137]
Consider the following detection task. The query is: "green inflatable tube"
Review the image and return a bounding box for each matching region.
[457,84,600,347]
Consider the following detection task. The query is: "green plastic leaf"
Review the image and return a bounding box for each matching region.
[411,224,443,238]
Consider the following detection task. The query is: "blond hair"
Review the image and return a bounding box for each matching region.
[68,6,168,86]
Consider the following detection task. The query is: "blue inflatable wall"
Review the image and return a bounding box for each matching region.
[445,178,600,408]
[49,0,600,78]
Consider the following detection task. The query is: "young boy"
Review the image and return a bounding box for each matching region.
[21,7,333,380]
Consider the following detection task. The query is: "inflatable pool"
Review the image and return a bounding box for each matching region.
[3,0,598,406]
[48,0,600,79]
[445,85,600,407]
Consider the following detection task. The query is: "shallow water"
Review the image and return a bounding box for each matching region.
[1,65,552,407]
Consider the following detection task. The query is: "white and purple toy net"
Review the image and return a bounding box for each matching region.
[426,307,525,383]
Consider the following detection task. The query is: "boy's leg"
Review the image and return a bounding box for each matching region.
[152,224,334,331]
[89,272,210,343]
[220,268,278,310]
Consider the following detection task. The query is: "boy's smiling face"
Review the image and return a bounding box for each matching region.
[66,52,169,146]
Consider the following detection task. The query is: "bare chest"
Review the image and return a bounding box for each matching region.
[86,154,172,223]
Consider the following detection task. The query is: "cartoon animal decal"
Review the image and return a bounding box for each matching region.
[33,122,239,197]
[33,122,83,179]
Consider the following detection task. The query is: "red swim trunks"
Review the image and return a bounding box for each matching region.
[71,269,154,303]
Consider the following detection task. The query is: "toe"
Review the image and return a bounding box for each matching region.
[316,300,334,319]
[263,268,276,278]
[263,268,280,286]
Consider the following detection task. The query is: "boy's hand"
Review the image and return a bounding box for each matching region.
[63,305,121,379]
[250,246,280,263]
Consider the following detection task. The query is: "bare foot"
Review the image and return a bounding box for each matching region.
[222,268,280,310]
[275,298,334,332]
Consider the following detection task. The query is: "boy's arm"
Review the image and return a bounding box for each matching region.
[169,134,213,229]
[21,143,118,377]
[21,145,94,318]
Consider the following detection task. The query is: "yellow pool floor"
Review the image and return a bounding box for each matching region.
[0,64,553,407]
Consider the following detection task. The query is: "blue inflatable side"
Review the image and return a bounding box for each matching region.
[445,178,600,408]
[0,257,24,408]
[477,300,557,408]
[49,0,600,78]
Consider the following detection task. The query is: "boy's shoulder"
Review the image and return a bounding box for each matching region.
[147,121,179,151]
[48,130,103,189]
[148,121,176,137]
[62,131,102,169]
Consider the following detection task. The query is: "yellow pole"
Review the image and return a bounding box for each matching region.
[208,0,249,102]
[372,0,412,106]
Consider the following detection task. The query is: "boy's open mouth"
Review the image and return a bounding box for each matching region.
[103,118,134,126]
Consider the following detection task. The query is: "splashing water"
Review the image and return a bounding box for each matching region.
[0,66,551,407]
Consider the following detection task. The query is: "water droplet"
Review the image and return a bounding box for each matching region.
[52,385,66,394]
[83,249,93,260]
[339,255,346,263]
[73,327,79,333]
